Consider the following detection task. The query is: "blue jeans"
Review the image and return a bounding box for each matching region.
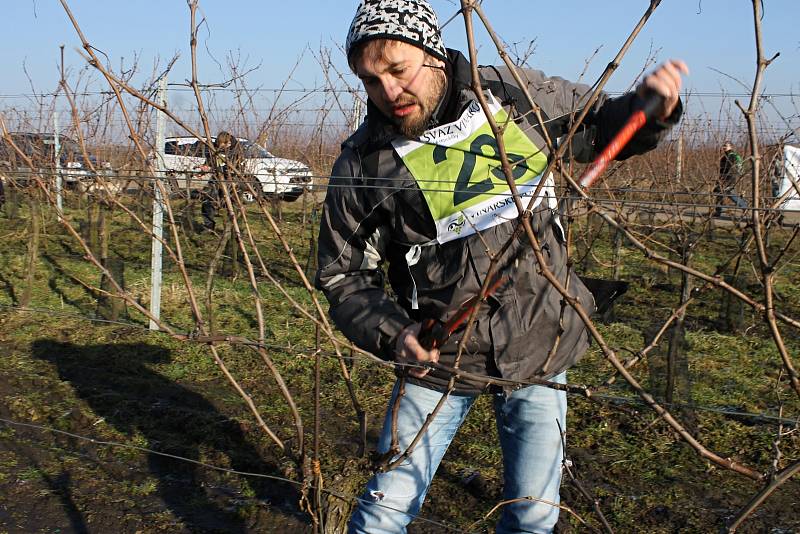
[348,373,567,534]
[714,185,748,213]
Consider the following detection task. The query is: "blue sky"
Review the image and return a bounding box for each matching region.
[2,1,799,135]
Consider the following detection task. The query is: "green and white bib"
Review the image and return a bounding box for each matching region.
[393,92,553,244]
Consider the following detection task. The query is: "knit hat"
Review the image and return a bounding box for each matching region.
[346,0,448,62]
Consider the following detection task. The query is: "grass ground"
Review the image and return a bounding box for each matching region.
[0,190,798,533]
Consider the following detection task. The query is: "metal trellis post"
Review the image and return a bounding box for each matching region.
[53,111,63,216]
[149,76,167,330]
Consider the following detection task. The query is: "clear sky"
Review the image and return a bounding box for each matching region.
[2,1,799,136]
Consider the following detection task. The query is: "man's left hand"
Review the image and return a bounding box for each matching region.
[637,59,690,121]
[395,323,440,379]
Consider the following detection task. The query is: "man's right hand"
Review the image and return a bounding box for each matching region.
[395,323,440,379]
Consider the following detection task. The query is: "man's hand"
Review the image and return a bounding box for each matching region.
[637,59,690,121]
[395,323,440,379]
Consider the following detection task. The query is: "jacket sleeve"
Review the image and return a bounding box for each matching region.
[490,65,681,162]
[589,91,682,161]
[315,148,414,360]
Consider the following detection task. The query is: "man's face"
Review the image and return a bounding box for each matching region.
[354,40,446,138]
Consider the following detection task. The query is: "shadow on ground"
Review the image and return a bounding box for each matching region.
[30,339,308,533]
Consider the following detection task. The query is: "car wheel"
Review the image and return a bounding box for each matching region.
[279,188,304,202]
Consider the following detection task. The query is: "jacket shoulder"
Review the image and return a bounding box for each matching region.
[330,124,370,183]
[478,64,594,119]
[341,121,370,153]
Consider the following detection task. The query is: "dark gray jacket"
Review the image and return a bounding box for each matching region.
[316,50,680,394]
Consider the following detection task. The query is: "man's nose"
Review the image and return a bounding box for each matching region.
[381,77,404,102]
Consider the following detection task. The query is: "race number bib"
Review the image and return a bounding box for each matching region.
[393,93,549,244]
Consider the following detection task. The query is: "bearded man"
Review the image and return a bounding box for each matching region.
[315,1,688,532]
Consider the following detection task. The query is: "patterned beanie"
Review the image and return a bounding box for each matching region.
[346,0,448,62]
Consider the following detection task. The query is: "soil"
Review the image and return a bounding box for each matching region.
[1,320,798,533]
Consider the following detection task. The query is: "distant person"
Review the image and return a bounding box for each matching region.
[714,141,748,216]
[201,131,240,231]
[770,145,784,202]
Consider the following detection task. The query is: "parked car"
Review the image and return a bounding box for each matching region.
[776,144,800,213]
[159,136,312,201]
[0,132,112,189]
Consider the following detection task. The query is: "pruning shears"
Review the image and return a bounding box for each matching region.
[418,274,508,351]
[577,92,665,189]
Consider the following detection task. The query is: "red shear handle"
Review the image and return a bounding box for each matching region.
[578,93,664,190]
[416,275,508,351]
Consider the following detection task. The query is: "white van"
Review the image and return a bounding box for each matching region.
[777,144,800,212]
[160,136,312,201]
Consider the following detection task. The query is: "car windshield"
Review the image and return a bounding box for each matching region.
[240,141,273,159]
[239,141,272,158]
[12,134,58,161]
[59,138,83,159]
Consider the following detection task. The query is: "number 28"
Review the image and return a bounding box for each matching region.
[433,133,531,206]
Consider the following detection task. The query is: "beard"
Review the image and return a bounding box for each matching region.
[395,69,447,138]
